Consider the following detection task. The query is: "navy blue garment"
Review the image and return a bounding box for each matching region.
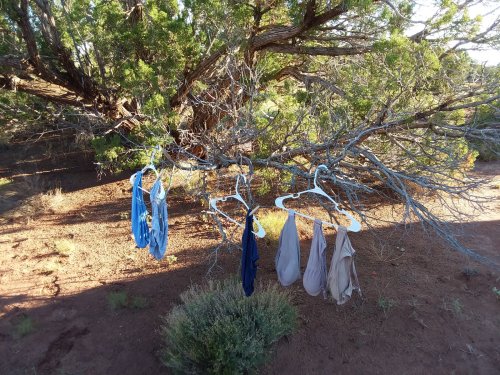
[241,210,259,297]
[149,179,168,260]
[131,171,150,248]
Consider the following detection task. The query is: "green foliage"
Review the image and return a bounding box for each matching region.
[130,296,150,309]
[258,211,289,243]
[53,239,76,256]
[0,91,49,130]
[92,123,173,172]
[377,296,396,316]
[92,134,126,169]
[0,177,12,188]
[345,0,375,11]
[161,277,297,375]
[492,287,500,300]
[13,315,35,338]
[108,291,129,310]
[108,290,150,310]
[1,0,497,177]
[254,168,292,196]
[469,98,500,161]
[442,297,465,318]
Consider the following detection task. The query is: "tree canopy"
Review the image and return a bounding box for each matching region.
[1,0,499,264]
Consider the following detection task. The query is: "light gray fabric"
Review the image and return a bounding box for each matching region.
[275,210,301,286]
[327,226,361,305]
[303,219,327,297]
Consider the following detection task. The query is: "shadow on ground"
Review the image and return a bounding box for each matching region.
[1,219,499,375]
[1,145,499,375]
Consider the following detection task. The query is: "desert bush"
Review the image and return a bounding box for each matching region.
[53,239,76,256]
[473,140,500,161]
[258,211,289,243]
[107,291,150,310]
[160,277,297,375]
[13,315,35,338]
[253,168,292,197]
[10,184,66,222]
[92,124,173,173]
[0,177,12,187]
[108,291,128,310]
[29,187,65,215]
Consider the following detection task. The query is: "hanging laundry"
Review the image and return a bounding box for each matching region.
[275,210,301,286]
[149,178,168,260]
[131,171,150,248]
[303,219,327,297]
[209,174,266,239]
[327,226,361,305]
[242,210,259,297]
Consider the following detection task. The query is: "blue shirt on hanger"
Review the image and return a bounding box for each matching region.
[149,179,168,260]
[131,171,150,248]
[242,210,259,297]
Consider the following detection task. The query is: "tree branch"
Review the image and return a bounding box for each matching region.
[251,1,353,50]
[265,43,371,56]
[170,46,228,108]
[274,66,346,96]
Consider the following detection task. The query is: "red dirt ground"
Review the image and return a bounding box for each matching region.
[0,144,499,375]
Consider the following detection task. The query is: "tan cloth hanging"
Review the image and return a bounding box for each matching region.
[327,226,361,304]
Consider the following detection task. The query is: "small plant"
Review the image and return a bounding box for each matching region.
[53,239,76,256]
[0,177,12,188]
[108,291,150,310]
[39,187,65,213]
[377,296,396,316]
[258,211,289,243]
[492,287,500,300]
[13,315,35,338]
[462,267,479,280]
[40,259,62,274]
[160,277,297,375]
[443,298,464,317]
[21,187,66,218]
[166,255,178,264]
[407,298,420,309]
[130,296,150,309]
[452,298,463,316]
[108,291,129,310]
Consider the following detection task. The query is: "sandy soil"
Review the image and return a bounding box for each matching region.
[0,144,499,375]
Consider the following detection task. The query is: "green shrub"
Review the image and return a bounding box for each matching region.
[254,168,293,197]
[13,315,35,338]
[492,287,500,299]
[53,239,75,256]
[0,177,12,188]
[91,125,173,173]
[108,291,128,310]
[258,211,289,243]
[107,290,151,310]
[130,296,150,309]
[160,277,297,375]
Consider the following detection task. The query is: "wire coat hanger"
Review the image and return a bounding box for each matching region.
[275,165,361,232]
[130,146,164,199]
[209,174,266,238]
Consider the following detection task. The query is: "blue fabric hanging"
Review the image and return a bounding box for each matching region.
[131,171,150,248]
[242,210,259,297]
[149,179,168,260]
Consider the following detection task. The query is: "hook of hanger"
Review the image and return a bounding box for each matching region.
[246,158,254,176]
[238,155,254,176]
[313,164,328,189]
[235,174,247,195]
[150,145,161,165]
